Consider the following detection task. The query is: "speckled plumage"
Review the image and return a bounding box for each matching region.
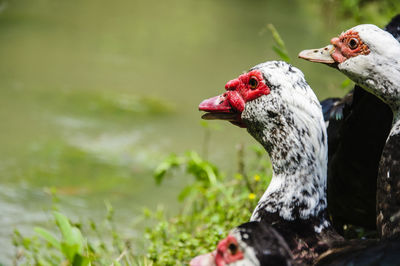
[239,61,341,264]
[198,61,343,265]
[337,25,400,110]
[377,119,400,239]
[245,62,327,223]
[231,222,294,266]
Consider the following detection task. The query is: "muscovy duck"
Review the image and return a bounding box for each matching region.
[191,223,400,266]
[313,15,400,234]
[198,61,343,264]
[190,222,294,266]
[299,22,400,239]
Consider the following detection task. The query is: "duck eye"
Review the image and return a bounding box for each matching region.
[249,77,258,89]
[348,38,359,50]
[228,243,238,255]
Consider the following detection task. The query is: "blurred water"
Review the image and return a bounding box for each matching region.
[0,0,353,262]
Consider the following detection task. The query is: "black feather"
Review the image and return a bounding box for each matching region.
[315,239,400,265]
[384,14,400,42]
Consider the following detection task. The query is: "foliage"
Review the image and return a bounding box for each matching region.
[146,148,272,265]
[13,201,137,265]
[267,24,291,63]
[316,0,400,26]
[259,23,291,63]
[13,147,271,265]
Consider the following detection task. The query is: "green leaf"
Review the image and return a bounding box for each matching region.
[341,78,352,89]
[153,153,183,184]
[178,185,195,201]
[272,46,291,63]
[53,211,84,261]
[72,253,91,266]
[267,24,291,62]
[54,211,74,243]
[267,24,285,48]
[34,227,62,251]
[112,261,122,266]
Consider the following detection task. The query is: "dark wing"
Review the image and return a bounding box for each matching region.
[320,91,353,160]
[326,87,392,234]
[321,91,353,122]
[384,14,400,42]
[321,97,343,121]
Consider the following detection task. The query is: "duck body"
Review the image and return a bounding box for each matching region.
[315,238,400,265]
[322,87,392,233]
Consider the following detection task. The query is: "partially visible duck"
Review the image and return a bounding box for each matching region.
[191,223,400,266]
[314,15,400,234]
[299,21,400,239]
[198,61,343,264]
[190,222,294,266]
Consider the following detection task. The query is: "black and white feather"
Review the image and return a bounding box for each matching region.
[244,61,328,225]
[234,61,342,264]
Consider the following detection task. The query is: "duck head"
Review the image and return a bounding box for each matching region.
[190,222,293,266]
[299,24,400,110]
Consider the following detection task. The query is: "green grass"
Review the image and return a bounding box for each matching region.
[12,146,272,265]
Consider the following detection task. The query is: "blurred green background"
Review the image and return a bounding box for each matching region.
[0,0,398,263]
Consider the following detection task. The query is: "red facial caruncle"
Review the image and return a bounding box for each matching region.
[214,235,244,266]
[199,69,270,128]
[330,30,370,63]
[189,234,244,266]
[223,70,270,112]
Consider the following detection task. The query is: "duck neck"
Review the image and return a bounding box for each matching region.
[354,57,400,111]
[246,109,340,264]
[247,107,330,230]
[377,109,400,239]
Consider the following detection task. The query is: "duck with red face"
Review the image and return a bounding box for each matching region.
[296,15,400,234]
[199,70,270,128]
[190,222,293,266]
[199,61,342,265]
[299,22,400,239]
[299,24,400,108]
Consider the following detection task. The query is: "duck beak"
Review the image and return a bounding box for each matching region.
[199,94,238,121]
[199,94,232,113]
[298,44,336,65]
[199,94,246,128]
